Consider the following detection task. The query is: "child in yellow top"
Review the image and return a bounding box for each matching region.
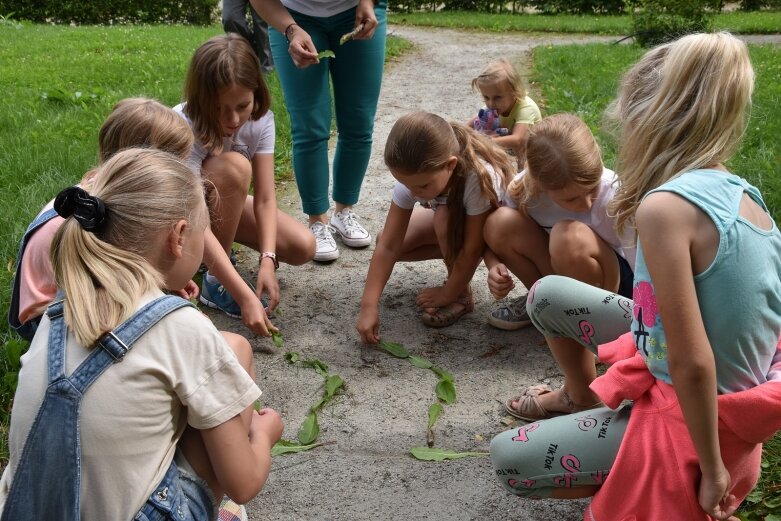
[469,58,542,170]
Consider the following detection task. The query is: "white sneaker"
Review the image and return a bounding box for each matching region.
[329,208,371,248]
[310,221,339,262]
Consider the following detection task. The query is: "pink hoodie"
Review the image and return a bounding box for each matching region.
[584,333,781,521]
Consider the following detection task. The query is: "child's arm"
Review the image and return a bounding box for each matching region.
[491,122,530,158]
[484,248,515,300]
[251,153,280,311]
[357,203,413,344]
[200,408,284,504]
[417,212,489,309]
[636,193,737,520]
[203,228,274,336]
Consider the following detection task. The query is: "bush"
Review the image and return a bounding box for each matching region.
[528,0,626,14]
[0,0,219,25]
[630,0,720,47]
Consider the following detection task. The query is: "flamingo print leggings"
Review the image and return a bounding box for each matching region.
[490,275,635,498]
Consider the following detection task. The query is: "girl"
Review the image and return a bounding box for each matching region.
[9,97,273,340]
[176,33,315,318]
[490,33,781,521]
[484,113,635,341]
[469,58,542,170]
[0,149,284,519]
[356,112,515,342]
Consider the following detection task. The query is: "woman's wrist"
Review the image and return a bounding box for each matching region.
[284,22,299,43]
[260,251,278,270]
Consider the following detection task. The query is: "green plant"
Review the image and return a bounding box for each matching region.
[629,0,720,46]
[0,0,218,25]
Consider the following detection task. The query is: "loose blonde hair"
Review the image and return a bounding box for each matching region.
[471,58,527,104]
[183,33,270,153]
[509,113,604,207]
[384,112,515,262]
[98,98,194,162]
[608,32,754,233]
[51,148,206,347]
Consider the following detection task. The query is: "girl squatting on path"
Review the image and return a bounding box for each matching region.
[490,33,781,520]
[357,112,515,342]
[9,98,204,341]
[175,34,315,321]
[0,149,283,520]
[484,113,635,338]
[468,58,542,171]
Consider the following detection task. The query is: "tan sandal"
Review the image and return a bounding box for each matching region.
[504,385,604,422]
[420,293,474,328]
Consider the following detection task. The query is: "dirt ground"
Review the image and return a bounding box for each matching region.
[213,26,612,521]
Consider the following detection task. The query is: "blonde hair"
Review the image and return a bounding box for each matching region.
[384,112,515,262]
[471,58,527,103]
[183,33,271,153]
[98,98,193,162]
[51,148,206,347]
[608,32,754,233]
[509,113,603,206]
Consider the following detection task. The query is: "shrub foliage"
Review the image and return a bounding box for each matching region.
[0,0,218,25]
[629,0,720,46]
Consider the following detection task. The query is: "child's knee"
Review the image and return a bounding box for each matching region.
[203,152,252,194]
[490,427,549,498]
[220,331,254,377]
[483,207,516,248]
[549,220,592,264]
[525,275,581,334]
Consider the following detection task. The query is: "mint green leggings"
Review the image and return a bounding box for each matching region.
[269,2,387,216]
[491,275,634,498]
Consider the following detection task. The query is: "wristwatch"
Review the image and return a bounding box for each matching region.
[260,251,279,270]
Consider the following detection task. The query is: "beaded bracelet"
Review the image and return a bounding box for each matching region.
[284,23,299,44]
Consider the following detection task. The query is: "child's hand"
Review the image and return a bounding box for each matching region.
[416,286,454,310]
[238,296,274,337]
[698,466,737,520]
[256,263,280,312]
[250,408,284,446]
[174,280,200,300]
[487,263,515,300]
[356,306,380,344]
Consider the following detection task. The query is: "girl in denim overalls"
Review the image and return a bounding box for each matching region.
[0,149,283,520]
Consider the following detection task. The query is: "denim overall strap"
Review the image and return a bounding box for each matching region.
[1,295,192,521]
[8,207,60,340]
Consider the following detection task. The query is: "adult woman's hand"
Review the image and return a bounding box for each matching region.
[353,0,378,40]
[287,25,319,68]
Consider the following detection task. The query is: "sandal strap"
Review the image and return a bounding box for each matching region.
[560,388,604,412]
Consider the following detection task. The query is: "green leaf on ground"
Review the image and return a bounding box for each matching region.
[427,403,443,430]
[409,447,489,461]
[298,411,320,445]
[271,439,332,456]
[408,355,433,369]
[285,352,299,364]
[325,375,345,398]
[317,50,335,59]
[303,359,329,377]
[431,366,454,382]
[378,340,410,359]
[271,330,283,348]
[435,379,456,404]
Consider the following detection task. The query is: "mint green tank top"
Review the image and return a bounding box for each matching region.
[630,169,781,393]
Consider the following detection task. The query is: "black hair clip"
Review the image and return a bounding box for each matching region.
[53,186,108,232]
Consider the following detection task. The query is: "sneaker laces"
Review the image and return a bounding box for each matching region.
[336,209,366,235]
[311,222,336,248]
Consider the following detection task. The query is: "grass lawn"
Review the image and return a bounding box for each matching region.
[389,10,781,36]
[530,42,781,520]
[0,21,411,461]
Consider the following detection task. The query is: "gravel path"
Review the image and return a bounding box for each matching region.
[206,26,777,520]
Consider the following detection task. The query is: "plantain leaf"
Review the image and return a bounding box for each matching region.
[253,400,262,412]
[317,49,335,59]
[297,411,320,445]
[431,366,454,382]
[325,375,345,398]
[435,379,456,404]
[378,340,410,359]
[303,359,329,377]
[408,355,433,369]
[285,351,299,364]
[427,403,443,430]
[271,330,283,348]
[271,439,326,456]
[409,447,489,461]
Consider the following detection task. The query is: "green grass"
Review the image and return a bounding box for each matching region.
[0,22,411,464]
[389,10,781,35]
[531,42,781,520]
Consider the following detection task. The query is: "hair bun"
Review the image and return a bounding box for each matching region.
[54,186,108,232]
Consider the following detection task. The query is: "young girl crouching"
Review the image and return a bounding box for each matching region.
[0,149,283,520]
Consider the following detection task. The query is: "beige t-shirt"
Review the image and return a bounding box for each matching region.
[0,291,261,520]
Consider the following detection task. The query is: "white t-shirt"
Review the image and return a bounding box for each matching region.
[503,168,636,269]
[282,0,359,17]
[0,291,260,520]
[392,163,505,216]
[173,103,275,175]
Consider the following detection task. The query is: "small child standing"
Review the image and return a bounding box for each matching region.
[484,113,635,338]
[0,149,283,519]
[175,33,315,317]
[356,112,515,342]
[469,58,542,170]
[490,33,781,520]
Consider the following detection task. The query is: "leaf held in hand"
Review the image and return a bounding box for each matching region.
[317,49,335,59]
[271,330,283,348]
[409,447,489,461]
[298,411,320,445]
[253,400,262,412]
[325,375,345,398]
[435,378,456,404]
[339,22,364,45]
[427,402,443,429]
[378,340,410,359]
[408,355,433,369]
